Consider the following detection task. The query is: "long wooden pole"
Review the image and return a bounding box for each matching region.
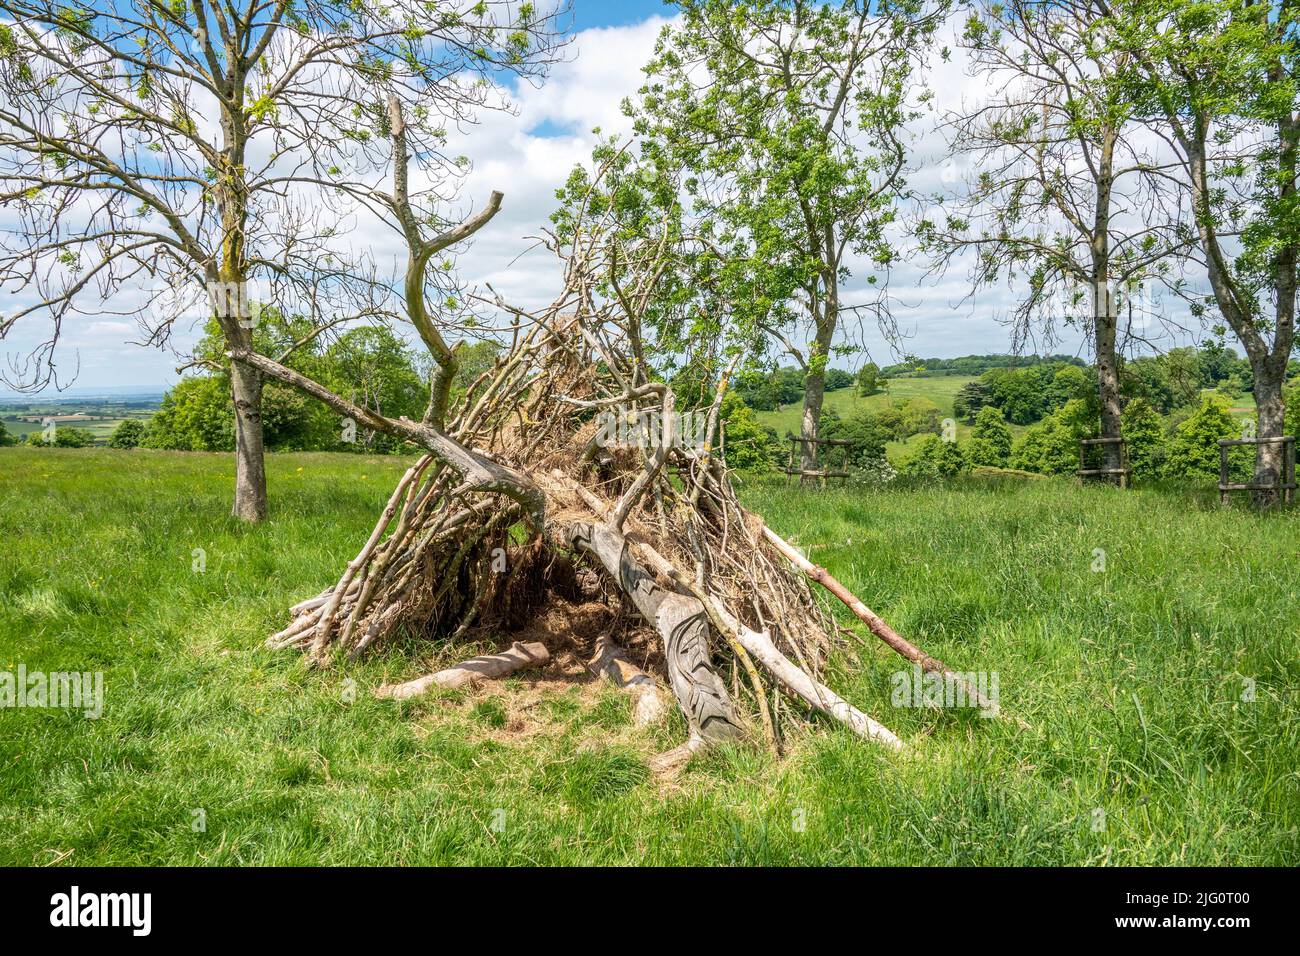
[760,524,1015,724]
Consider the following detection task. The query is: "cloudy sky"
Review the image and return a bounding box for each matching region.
[4,0,1200,395]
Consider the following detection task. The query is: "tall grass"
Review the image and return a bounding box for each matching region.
[0,448,1295,865]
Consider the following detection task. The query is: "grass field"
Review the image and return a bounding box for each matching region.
[2,414,152,443]
[1,446,1297,865]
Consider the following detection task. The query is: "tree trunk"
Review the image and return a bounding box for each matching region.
[799,312,837,480]
[1092,129,1124,482]
[1251,365,1287,507]
[1094,287,1124,479]
[230,357,268,522]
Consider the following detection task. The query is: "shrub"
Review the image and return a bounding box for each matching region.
[855,362,887,397]
[27,425,95,447]
[821,407,889,468]
[1010,399,1096,475]
[108,419,146,449]
[1120,398,1165,479]
[966,405,1012,467]
[1163,395,1241,479]
[952,379,991,423]
[901,433,968,479]
[719,391,781,469]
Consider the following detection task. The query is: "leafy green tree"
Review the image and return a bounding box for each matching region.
[1011,399,1098,475]
[967,406,1012,467]
[323,327,429,452]
[824,369,855,392]
[1163,395,1241,479]
[1120,398,1166,479]
[856,362,888,397]
[873,399,942,441]
[719,392,781,470]
[629,0,943,475]
[0,419,15,446]
[952,379,991,423]
[144,377,236,451]
[452,341,503,394]
[902,434,969,479]
[108,419,146,449]
[27,425,94,447]
[822,407,889,468]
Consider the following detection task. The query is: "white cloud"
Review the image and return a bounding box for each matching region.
[4,9,1211,392]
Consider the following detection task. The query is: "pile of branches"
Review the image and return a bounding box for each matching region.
[245,98,997,767]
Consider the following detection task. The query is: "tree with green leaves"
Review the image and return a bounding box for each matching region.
[0,0,566,519]
[1103,0,1298,504]
[856,361,888,397]
[1120,396,1165,478]
[627,0,945,477]
[902,432,969,478]
[108,418,146,449]
[1163,393,1241,479]
[923,0,1188,484]
[967,404,1013,467]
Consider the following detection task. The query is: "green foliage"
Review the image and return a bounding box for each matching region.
[823,368,854,392]
[855,362,887,397]
[1120,398,1166,479]
[1163,395,1240,479]
[164,316,431,454]
[821,407,888,469]
[0,419,14,446]
[107,419,146,449]
[966,406,1012,468]
[734,367,809,411]
[901,433,969,479]
[881,353,1085,378]
[1011,399,1097,475]
[952,379,991,423]
[982,362,1093,425]
[25,425,95,447]
[1120,345,1249,414]
[559,0,939,418]
[718,391,780,470]
[872,399,942,442]
[144,376,235,451]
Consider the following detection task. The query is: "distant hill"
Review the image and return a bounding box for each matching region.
[0,387,164,408]
[881,354,1086,378]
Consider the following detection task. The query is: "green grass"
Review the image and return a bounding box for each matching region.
[1,447,1297,865]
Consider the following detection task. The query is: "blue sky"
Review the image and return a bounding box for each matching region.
[569,1,672,31]
[3,2,1205,395]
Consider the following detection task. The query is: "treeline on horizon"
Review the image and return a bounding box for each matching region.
[5,341,1296,481]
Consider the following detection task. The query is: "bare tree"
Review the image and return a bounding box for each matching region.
[922,0,1190,480]
[0,0,566,519]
